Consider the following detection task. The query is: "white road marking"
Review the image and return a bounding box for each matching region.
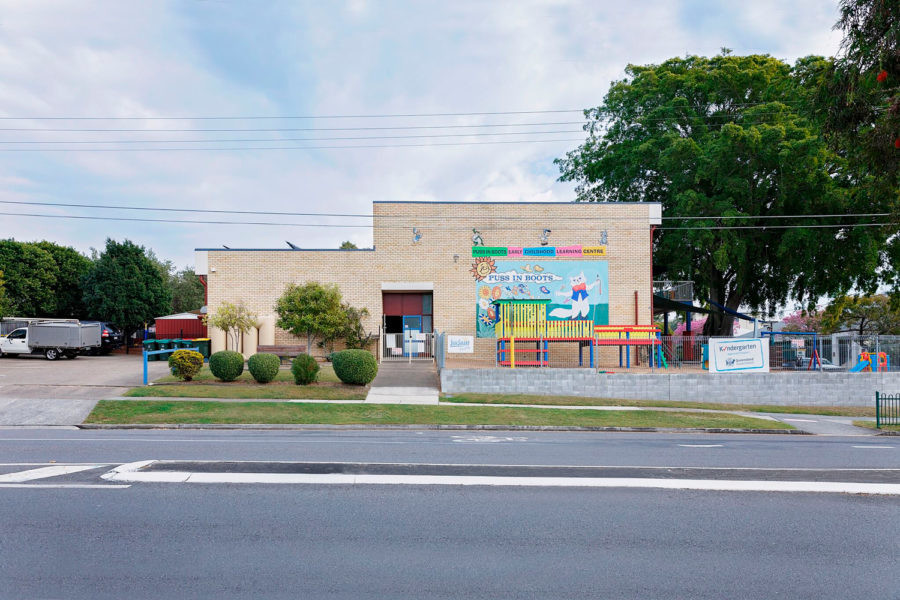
[782,419,818,423]
[0,464,105,483]
[0,484,130,489]
[103,471,900,494]
[101,461,900,494]
[852,445,894,449]
[678,444,723,448]
[452,435,529,443]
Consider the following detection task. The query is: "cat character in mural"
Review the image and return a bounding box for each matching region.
[550,271,601,319]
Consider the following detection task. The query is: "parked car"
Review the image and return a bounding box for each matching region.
[0,321,101,360]
[82,321,124,355]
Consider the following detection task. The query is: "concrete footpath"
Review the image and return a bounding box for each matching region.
[365,363,440,404]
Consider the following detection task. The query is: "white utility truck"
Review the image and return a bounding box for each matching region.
[0,321,102,360]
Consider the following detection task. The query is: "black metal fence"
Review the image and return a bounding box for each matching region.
[875,392,900,428]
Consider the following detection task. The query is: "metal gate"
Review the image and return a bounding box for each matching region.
[381,330,434,362]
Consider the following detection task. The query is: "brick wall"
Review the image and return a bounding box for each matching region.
[204,201,656,357]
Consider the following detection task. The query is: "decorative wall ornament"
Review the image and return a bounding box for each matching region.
[471,228,485,246]
[599,230,608,245]
[539,229,551,246]
[469,256,497,281]
[412,228,422,244]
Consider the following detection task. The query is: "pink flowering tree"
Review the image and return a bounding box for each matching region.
[782,310,823,332]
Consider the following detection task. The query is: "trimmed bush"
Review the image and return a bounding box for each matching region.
[332,349,378,385]
[209,350,245,382]
[168,349,204,382]
[291,354,320,385]
[248,352,281,384]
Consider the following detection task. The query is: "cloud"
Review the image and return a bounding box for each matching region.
[0,1,844,268]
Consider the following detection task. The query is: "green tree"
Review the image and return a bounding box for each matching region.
[205,301,258,350]
[275,282,346,354]
[339,240,358,249]
[82,239,172,351]
[0,240,59,316]
[0,269,9,319]
[341,304,373,349]
[807,1,900,291]
[170,267,206,313]
[34,241,92,318]
[821,294,900,334]
[556,53,890,335]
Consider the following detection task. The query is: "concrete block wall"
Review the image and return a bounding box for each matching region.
[440,369,900,406]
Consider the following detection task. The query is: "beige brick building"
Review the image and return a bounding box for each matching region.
[195,201,661,363]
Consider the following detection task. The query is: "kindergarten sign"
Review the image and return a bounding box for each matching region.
[709,338,770,373]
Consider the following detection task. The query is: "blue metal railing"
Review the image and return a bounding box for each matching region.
[143,347,200,385]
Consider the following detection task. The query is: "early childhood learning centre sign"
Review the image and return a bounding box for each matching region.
[709,338,769,373]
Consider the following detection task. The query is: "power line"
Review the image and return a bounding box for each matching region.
[0,121,587,133]
[0,210,891,231]
[0,129,584,144]
[0,138,586,152]
[0,109,586,121]
[0,199,891,223]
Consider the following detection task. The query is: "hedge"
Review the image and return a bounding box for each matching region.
[168,349,204,382]
[248,353,281,384]
[291,354,320,385]
[209,350,245,382]
[331,349,378,385]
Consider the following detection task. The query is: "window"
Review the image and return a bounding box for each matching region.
[422,294,432,315]
[9,329,26,339]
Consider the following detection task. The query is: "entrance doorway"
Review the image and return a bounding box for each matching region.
[382,292,433,361]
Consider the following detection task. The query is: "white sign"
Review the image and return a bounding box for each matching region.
[447,335,474,354]
[709,338,769,373]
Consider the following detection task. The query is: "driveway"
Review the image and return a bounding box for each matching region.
[0,353,170,425]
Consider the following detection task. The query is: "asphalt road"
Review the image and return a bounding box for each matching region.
[1,429,898,599]
[1,428,897,468]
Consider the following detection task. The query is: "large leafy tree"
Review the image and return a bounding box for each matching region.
[557,53,890,335]
[0,240,59,316]
[33,241,92,318]
[822,294,900,334]
[82,239,172,350]
[169,267,206,313]
[0,269,9,319]
[811,0,900,289]
[275,282,347,354]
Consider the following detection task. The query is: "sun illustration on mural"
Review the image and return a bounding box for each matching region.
[470,256,497,281]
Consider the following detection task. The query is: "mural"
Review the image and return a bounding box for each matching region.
[474,260,609,338]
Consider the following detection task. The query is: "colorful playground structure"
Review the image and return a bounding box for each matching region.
[493,299,666,368]
[850,351,891,372]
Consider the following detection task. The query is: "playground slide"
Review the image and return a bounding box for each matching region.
[849,359,869,373]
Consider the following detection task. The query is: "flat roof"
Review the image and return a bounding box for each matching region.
[195,247,375,252]
[373,200,662,205]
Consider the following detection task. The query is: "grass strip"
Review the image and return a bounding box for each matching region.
[85,401,794,429]
[154,365,341,384]
[852,420,900,432]
[124,384,367,401]
[441,393,875,417]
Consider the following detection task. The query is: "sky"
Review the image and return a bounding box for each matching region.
[0,0,844,269]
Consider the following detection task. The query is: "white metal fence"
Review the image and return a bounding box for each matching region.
[655,334,900,372]
[381,331,434,362]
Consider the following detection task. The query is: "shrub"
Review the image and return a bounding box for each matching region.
[168,349,204,382]
[331,349,378,385]
[209,350,245,382]
[291,354,320,385]
[248,352,281,384]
